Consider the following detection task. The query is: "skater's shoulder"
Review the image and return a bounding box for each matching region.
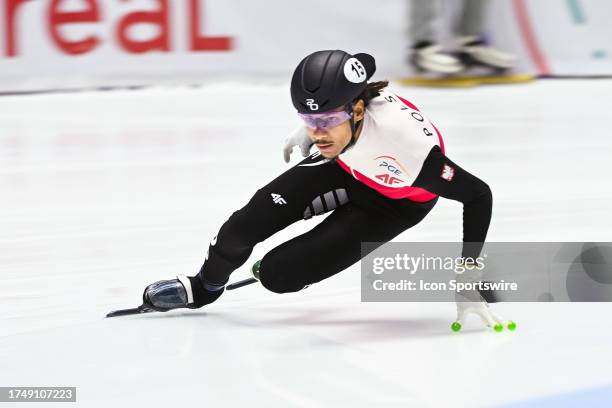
[364,88,428,132]
[358,87,440,152]
[366,87,423,116]
[386,88,423,111]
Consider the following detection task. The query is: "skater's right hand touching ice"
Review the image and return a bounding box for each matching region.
[451,260,516,332]
[451,300,516,332]
[452,299,516,333]
[283,126,313,163]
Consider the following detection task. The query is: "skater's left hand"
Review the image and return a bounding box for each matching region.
[283,126,312,163]
[452,300,516,333]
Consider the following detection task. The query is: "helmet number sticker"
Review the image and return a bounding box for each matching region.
[344,58,367,83]
[305,98,319,111]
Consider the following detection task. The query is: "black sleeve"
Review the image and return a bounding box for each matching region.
[412,146,492,259]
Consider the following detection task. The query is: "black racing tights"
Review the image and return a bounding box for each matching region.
[189,152,437,306]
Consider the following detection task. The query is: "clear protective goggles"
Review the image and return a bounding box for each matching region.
[298,109,352,130]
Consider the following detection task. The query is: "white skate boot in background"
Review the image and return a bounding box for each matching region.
[403,36,530,87]
[411,41,465,75]
[457,35,517,72]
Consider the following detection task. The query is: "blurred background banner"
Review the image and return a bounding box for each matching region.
[0,0,610,93]
[495,0,612,76]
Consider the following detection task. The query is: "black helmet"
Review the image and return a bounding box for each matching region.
[291,50,376,114]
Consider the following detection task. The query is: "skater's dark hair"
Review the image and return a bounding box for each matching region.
[355,80,389,106]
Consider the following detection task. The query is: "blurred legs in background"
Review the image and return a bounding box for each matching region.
[409,0,517,74]
[410,0,465,74]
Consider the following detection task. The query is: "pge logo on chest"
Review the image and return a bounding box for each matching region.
[373,155,408,186]
[375,155,408,176]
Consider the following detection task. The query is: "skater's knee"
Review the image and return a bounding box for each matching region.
[260,273,300,294]
[259,261,305,294]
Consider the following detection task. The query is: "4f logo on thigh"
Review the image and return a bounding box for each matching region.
[305,99,319,111]
[271,193,287,205]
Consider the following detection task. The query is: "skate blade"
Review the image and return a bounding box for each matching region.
[398,74,534,88]
[226,277,258,291]
[106,305,155,318]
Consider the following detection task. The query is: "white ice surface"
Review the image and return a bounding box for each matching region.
[1,80,612,407]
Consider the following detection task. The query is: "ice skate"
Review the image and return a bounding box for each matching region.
[141,275,198,312]
[410,41,465,75]
[403,40,530,87]
[107,274,225,317]
[403,36,529,87]
[457,35,517,73]
[106,275,199,317]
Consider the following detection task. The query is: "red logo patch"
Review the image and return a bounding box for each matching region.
[441,164,455,181]
[375,174,403,185]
